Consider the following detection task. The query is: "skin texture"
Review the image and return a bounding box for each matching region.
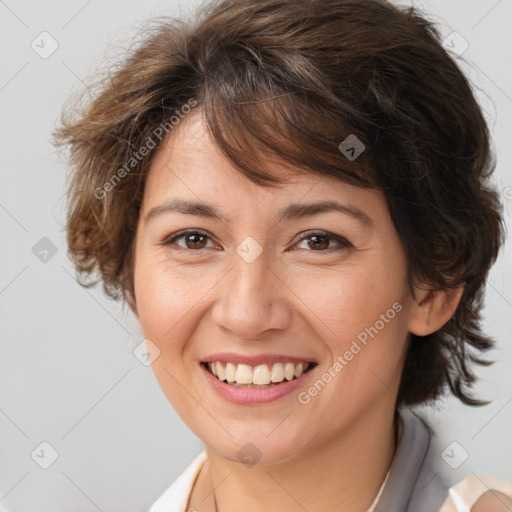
[471,491,512,512]
[133,110,463,512]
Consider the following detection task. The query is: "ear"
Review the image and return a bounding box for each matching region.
[407,283,464,337]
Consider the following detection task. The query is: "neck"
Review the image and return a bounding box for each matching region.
[194,402,399,512]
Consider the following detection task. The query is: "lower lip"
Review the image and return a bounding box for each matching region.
[200,363,315,405]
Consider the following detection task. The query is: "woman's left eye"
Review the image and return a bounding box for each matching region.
[294,231,352,252]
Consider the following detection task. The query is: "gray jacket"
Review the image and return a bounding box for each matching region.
[376,407,450,512]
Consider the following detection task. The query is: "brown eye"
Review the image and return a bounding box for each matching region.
[183,233,208,249]
[163,230,214,251]
[295,231,352,252]
[306,234,330,250]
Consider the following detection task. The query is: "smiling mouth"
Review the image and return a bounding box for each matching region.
[202,361,317,388]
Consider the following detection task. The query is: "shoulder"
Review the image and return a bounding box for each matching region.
[439,474,512,512]
[148,451,207,512]
[471,489,512,512]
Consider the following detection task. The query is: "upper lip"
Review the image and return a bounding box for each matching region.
[202,352,317,366]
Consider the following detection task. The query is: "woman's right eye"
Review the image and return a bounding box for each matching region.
[162,229,216,252]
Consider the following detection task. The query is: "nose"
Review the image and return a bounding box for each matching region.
[210,249,292,340]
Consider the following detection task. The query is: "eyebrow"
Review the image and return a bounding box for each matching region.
[144,198,373,228]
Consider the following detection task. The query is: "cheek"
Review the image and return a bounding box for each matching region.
[133,254,220,347]
[288,254,408,349]
[292,264,409,411]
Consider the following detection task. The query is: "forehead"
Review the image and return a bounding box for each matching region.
[147,111,308,191]
[143,111,386,221]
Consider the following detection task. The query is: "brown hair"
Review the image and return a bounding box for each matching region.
[54,0,504,406]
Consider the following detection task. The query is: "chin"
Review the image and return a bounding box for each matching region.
[203,428,309,467]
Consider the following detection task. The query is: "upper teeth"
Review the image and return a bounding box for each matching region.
[208,362,310,385]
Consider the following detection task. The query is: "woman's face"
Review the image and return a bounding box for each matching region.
[134,111,416,464]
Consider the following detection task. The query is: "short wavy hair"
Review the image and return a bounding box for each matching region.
[54,0,505,406]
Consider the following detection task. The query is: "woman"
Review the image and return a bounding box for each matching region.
[54,0,512,510]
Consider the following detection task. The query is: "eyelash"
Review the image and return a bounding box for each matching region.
[160,229,353,254]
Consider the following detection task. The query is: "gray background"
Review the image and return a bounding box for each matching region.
[0,0,511,510]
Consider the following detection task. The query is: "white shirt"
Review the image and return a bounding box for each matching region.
[148,450,512,512]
